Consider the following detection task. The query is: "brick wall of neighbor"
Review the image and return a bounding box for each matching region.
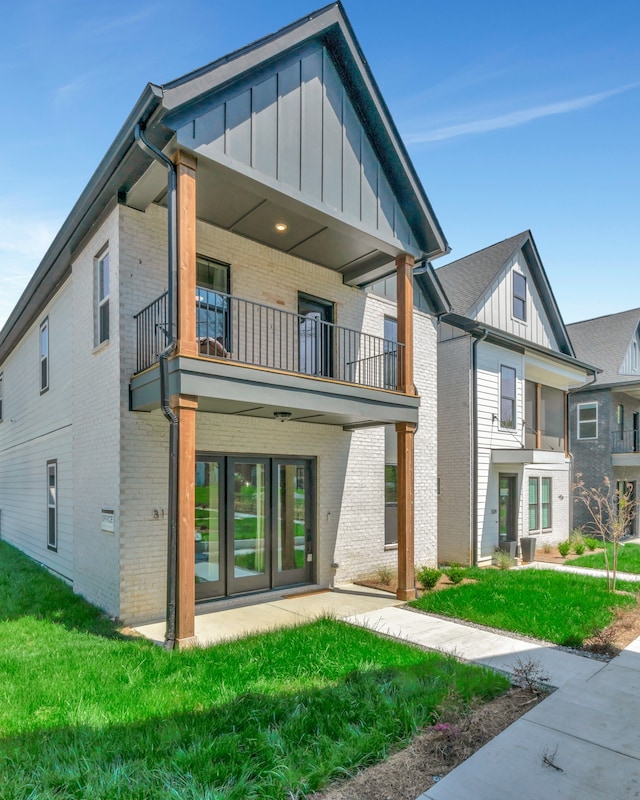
[437,333,472,564]
[72,205,123,616]
[116,205,439,622]
[569,388,612,532]
[0,278,74,581]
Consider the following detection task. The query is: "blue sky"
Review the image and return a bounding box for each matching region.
[1,0,638,328]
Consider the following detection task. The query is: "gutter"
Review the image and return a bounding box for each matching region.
[134,123,179,651]
[471,329,488,566]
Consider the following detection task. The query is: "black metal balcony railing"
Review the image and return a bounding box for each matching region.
[134,288,404,392]
[611,429,640,454]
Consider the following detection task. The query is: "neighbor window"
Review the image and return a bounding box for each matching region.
[383,317,398,390]
[96,250,110,345]
[39,318,49,393]
[0,372,3,422]
[384,464,398,546]
[500,365,516,428]
[47,460,57,551]
[577,402,598,439]
[529,477,552,531]
[513,272,527,321]
[633,341,638,372]
[618,404,625,440]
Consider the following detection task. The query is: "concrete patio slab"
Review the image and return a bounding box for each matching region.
[134,583,403,646]
[519,561,640,583]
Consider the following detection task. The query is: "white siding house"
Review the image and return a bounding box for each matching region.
[436,232,595,565]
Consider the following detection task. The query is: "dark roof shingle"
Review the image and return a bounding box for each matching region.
[567,308,640,385]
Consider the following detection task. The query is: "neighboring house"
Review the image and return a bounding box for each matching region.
[567,308,640,536]
[0,4,450,647]
[435,232,596,565]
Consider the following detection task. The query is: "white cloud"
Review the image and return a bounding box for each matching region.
[405,84,640,144]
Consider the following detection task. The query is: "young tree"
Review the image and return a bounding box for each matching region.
[573,474,635,592]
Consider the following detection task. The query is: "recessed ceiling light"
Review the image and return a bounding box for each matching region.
[275,222,287,232]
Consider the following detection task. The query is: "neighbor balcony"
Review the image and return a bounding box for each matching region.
[130,288,418,428]
[611,430,640,467]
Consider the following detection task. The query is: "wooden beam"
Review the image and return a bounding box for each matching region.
[171,392,198,648]
[396,253,415,394]
[174,150,198,357]
[396,421,416,600]
[396,252,416,601]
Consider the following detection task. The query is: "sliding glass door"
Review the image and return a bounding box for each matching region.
[195,455,315,601]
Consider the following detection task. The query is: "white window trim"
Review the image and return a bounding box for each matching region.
[529,476,552,532]
[47,460,57,552]
[40,318,49,394]
[499,364,517,430]
[95,247,110,347]
[577,401,598,440]
[512,271,527,323]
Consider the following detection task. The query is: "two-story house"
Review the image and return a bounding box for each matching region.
[435,232,595,565]
[0,4,450,647]
[567,308,640,536]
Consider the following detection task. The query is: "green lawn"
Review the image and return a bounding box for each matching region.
[0,542,508,799]
[567,542,640,574]
[410,567,638,648]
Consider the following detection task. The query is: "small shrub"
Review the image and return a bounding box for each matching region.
[446,564,467,584]
[416,566,442,590]
[557,540,571,557]
[511,656,550,694]
[573,541,586,556]
[542,542,552,554]
[374,566,395,586]
[494,550,512,570]
[585,537,600,551]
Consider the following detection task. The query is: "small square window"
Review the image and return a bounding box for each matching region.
[513,272,527,322]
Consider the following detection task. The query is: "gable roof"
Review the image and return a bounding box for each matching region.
[567,308,640,386]
[0,2,448,365]
[435,230,574,356]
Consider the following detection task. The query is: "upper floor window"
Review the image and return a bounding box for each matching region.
[40,318,49,393]
[383,316,398,390]
[500,365,516,429]
[96,250,110,345]
[633,340,638,372]
[577,402,597,439]
[512,272,527,322]
[617,404,625,439]
[196,255,230,356]
[0,372,3,422]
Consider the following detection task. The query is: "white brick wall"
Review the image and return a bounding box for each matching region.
[114,206,439,622]
[0,278,74,579]
[71,207,122,615]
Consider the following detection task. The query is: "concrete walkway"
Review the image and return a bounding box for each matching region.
[347,605,640,799]
[518,560,640,583]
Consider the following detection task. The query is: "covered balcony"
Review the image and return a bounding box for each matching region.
[130,287,418,428]
[612,429,640,467]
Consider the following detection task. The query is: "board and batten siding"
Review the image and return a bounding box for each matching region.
[0,278,74,579]
[175,44,414,252]
[471,250,559,350]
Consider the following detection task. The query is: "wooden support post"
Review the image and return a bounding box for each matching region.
[395,252,416,601]
[174,150,198,357]
[171,393,198,648]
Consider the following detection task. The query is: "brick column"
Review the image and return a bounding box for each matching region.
[171,393,198,648]
[174,150,198,357]
[396,253,416,601]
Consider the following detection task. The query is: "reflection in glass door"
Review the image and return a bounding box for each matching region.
[228,460,270,594]
[195,459,224,600]
[499,474,518,543]
[274,460,312,587]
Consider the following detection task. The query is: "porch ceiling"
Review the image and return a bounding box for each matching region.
[491,449,568,465]
[126,156,410,288]
[130,356,419,428]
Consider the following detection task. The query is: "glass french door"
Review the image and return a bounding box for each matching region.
[499,474,518,543]
[195,455,314,600]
